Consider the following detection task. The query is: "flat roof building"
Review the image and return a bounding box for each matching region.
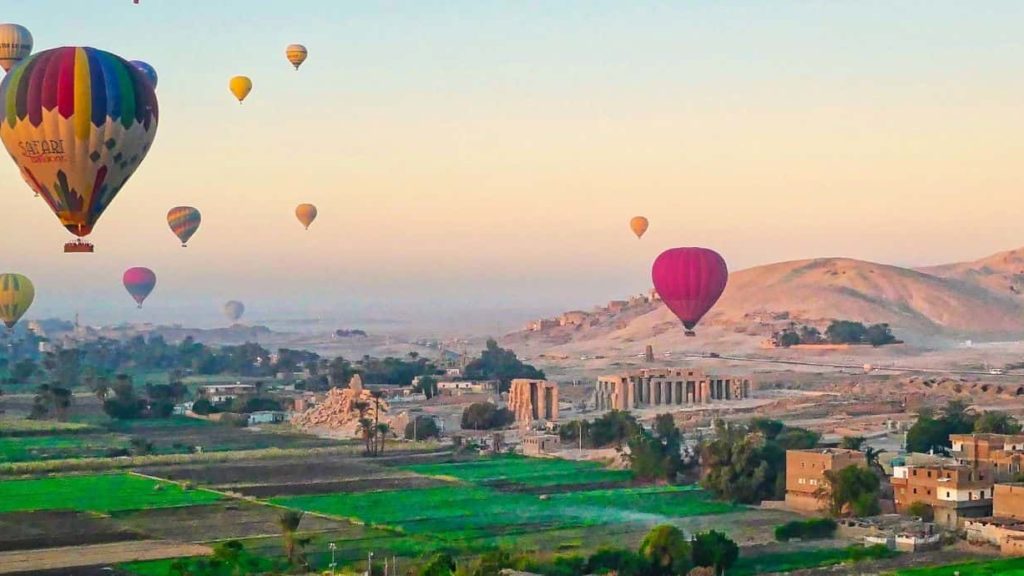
[785,448,867,513]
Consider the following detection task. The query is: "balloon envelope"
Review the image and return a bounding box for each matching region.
[167,206,201,246]
[651,247,728,335]
[123,267,156,307]
[630,216,649,239]
[295,203,317,229]
[0,47,159,241]
[0,24,32,72]
[286,44,307,70]
[223,300,245,322]
[229,76,252,103]
[129,60,158,88]
[0,273,34,329]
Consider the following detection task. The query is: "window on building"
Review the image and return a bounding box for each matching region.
[927,471,932,478]
[981,490,986,498]
[913,488,918,494]
[946,491,951,498]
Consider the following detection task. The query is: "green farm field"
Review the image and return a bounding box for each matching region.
[0,473,221,513]
[891,557,1024,575]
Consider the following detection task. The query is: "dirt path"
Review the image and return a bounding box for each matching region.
[0,540,211,574]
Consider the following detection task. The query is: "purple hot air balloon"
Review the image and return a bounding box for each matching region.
[123,267,156,308]
[651,247,728,337]
[129,60,158,89]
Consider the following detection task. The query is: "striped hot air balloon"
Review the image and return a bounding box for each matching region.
[285,44,307,70]
[0,24,32,72]
[123,267,156,308]
[0,47,159,252]
[0,273,34,329]
[167,206,201,247]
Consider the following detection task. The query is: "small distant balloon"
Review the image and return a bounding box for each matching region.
[286,44,308,70]
[0,24,32,72]
[130,60,158,88]
[651,247,728,337]
[0,273,34,329]
[630,216,649,239]
[223,300,245,322]
[229,76,252,103]
[167,206,201,247]
[295,203,317,230]
[123,267,156,308]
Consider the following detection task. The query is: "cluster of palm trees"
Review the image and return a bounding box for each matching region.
[355,390,391,457]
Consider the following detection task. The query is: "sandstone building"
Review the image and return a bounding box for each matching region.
[594,368,751,411]
[785,448,866,513]
[951,433,1024,481]
[508,379,559,424]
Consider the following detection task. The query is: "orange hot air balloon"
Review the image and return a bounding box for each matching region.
[285,44,308,70]
[295,203,317,230]
[630,216,649,239]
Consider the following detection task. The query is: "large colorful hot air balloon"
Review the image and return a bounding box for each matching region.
[129,60,157,89]
[229,76,252,103]
[295,203,317,229]
[167,206,201,247]
[123,267,156,308]
[223,300,245,322]
[630,216,649,239]
[651,247,728,337]
[0,47,159,253]
[0,273,34,329]
[0,24,32,72]
[285,44,307,70]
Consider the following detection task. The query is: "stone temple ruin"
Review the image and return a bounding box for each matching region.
[594,368,751,411]
[508,379,559,425]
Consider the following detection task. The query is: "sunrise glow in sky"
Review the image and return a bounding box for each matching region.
[2,1,1024,329]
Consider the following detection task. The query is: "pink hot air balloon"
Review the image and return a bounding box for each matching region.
[651,247,728,337]
[123,267,156,308]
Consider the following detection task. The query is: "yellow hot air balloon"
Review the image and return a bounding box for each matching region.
[295,203,317,230]
[286,44,308,70]
[0,273,34,329]
[630,216,649,239]
[229,76,252,103]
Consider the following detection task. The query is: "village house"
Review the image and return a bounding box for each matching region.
[951,433,1024,481]
[785,448,867,513]
[891,463,993,529]
[198,383,255,404]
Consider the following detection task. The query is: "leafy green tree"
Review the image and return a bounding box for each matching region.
[825,320,868,344]
[589,410,640,448]
[585,548,647,576]
[639,525,691,576]
[464,338,545,391]
[419,552,456,576]
[777,329,801,347]
[799,325,822,344]
[840,436,866,450]
[461,402,514,430]
[906,399,976,453]
[102,376,144,420]
[559,419,593,448]
[750,417,784,440]
[820,465,880,517]
[406,415,440,440]
[416,375,439,399]
[278,510,309,569]
[691,530,738,576]
[627,413,684,483]
[974,411,1022,434]
[865,323,896,346]
[907,500,934,522]
[29,383,73,421]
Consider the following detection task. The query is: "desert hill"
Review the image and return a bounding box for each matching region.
[505,248,1024,356]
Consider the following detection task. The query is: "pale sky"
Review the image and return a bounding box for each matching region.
[2,1,1024,330]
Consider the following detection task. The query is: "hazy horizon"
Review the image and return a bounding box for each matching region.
[4,1,1024,331]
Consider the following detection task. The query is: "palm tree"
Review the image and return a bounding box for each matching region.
[376,423,390,455]
[278,510,304,567]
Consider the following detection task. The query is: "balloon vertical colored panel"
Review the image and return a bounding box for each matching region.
[167,206,201,246]
[0,273,34,328]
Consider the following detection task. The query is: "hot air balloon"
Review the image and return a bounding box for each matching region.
[229,76,252,103]
[630,216,649,239]
[0,47,159,253]
[295,203,317,229]
[167,206,201,247]
[123,267,156,308]
[223,300,245,323]
[129,60,158,88]
[0,24,32,72]
[651,247,728,337]
[285,44,308,70]
[0,273,34,329]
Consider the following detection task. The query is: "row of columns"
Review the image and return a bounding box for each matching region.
[594,378,749,410]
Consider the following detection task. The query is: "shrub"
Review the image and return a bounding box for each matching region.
[907,501,934,522]
[774,518,837,541]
